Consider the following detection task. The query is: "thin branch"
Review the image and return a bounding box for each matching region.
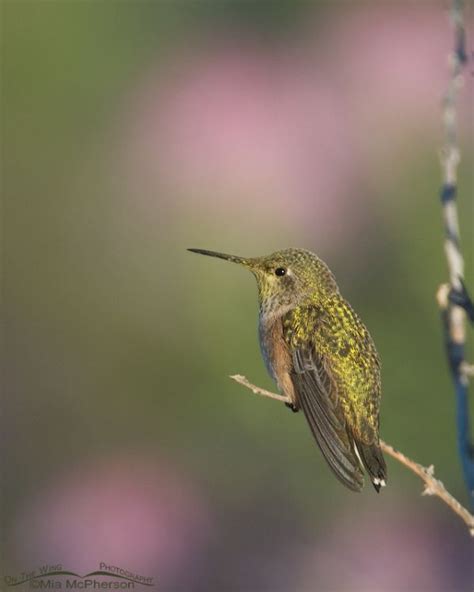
[437,0,474,502]
[380,441,474,537]
[230,374,474,536]
[229,375,290,403]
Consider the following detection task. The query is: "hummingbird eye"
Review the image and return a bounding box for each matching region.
[275,267,287,277]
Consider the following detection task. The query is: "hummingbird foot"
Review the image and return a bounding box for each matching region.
[285,402,299,413]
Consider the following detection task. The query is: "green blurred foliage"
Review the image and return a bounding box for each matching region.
[2,0,473,584]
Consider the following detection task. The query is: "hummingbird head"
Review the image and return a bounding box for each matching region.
[188,248,339,316]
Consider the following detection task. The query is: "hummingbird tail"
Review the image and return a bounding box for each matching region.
[354,441,387,493]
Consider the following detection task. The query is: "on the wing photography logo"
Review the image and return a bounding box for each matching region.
[4,563,154,589]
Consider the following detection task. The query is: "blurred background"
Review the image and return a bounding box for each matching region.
[2,1,473,591]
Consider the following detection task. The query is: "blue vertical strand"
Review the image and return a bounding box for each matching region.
[455,377,474,506]
[438,0,474,508]
[442,309,474,508]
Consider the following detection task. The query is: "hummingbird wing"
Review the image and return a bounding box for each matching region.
[290,340,365,491]
[283,307,364,491]
[284,301,386,492]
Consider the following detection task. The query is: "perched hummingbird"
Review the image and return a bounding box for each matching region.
[188,247,387,492]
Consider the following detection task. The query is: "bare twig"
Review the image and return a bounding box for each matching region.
[229,375,290,403]
[380,441,474,536]
[230,374,474,536]
[437,0,474,502]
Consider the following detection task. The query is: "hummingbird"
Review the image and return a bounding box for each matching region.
[188,247,387,492]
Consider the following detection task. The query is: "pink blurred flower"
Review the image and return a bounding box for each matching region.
[123,40,360,225]
[319,3,464,164]
[117,3,472,247]
[10,454,211,584]
[295,502,466,591]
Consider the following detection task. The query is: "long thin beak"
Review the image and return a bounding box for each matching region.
[187,248,250,266]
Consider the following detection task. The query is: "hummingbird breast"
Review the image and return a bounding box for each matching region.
[258,312,297,405]
[258,315,276,379]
